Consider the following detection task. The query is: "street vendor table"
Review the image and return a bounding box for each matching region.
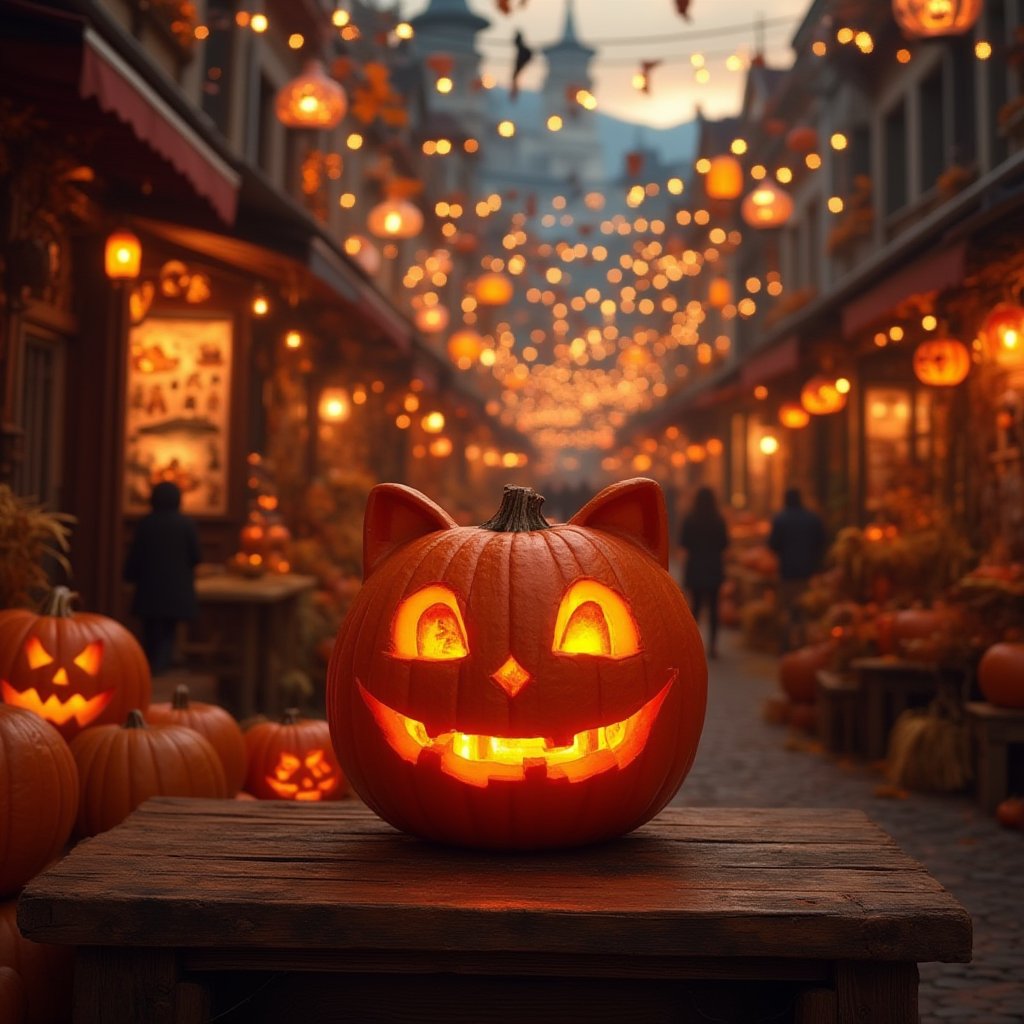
[193,571,316,718]
[18,799,971,1024]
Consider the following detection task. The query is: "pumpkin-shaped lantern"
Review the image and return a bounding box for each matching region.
[741,181,794,228]
[245,709,346,801]
[704,155,744,201]
[801,376,848,415]
[0,704,78,898]
[981,302,1024,367]
[367,198,423,240]
[0,587,151,741]
[913,337,971,387]
[778,402,811,429]
[69,710,228,837]
[892,0,982,38]
[327,479,707,851]
[148,684,248,793]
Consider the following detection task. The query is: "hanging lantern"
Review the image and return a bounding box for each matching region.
[981,302,1024,366]
[704,155,744,201]
[415,305,450,334]
[801,376,848,415]
[707,276,733,309]
[778,402,811,429]
[447,328,483,367]
[741,182,794,229]
[913,338,971,387]
[367,198,423,239]
[785,125,818,154]
[472,271,514,306]
[275,60,348,129]
[105,229,142,280]
[892,0,982,38]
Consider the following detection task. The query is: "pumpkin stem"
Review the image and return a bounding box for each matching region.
[42,586,78,618]
[282,708,302,725]
[480,486,551,533]
[124,710,147,729]
[172,685,191,710]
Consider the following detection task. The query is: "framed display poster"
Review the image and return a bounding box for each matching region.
[123,316,233,516]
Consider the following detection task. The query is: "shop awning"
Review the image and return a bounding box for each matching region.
[841,241,966,339]
[0,0,239,224]
[739,335,800,388]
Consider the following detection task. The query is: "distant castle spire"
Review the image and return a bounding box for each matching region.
[545,0,596,57]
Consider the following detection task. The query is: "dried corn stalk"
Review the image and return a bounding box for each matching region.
[0,485,75,609]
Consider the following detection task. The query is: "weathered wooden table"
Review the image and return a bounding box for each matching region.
[966,700,1024,812]
[19,799,971,1024]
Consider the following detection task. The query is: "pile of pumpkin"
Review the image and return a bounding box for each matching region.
[0,588,346,1024]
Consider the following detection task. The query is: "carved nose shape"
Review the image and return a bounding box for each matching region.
[491,655,531,698]
[52,668,69,686]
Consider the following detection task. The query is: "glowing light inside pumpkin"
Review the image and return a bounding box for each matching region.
[73,642,103,676]
[392,585,469,660]
[265,749,340,801]
[491,655,531,697]
[1,681,114,729]
[552,580,641,659]
[359,674,674,786]
[25,636,53,670]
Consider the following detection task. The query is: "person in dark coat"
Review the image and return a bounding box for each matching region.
[769,486,827,651]
[124,481,201,675]
[679,487,729,659]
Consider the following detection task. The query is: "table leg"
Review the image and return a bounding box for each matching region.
[863,677,887,760]
[836,962,918,1023]
[795,988,838,1023]
[74,948,210,1024]
[976,731,1007,814]
[237,606,259,719]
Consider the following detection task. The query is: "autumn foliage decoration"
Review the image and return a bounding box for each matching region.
[0,587,151,741]
[327,478,707,851]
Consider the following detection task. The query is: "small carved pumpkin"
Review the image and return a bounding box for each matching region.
[0,588,151,741]
[327,479,707,850]
[148,684,248,792]
[244,710,345,801]
[69,710,228,837]
[913,338,971,387]
[0,900,72,1024]
[0,705,78,898]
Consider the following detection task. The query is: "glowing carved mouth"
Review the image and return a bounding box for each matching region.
[358,671,675,787]
[1,681,114,729]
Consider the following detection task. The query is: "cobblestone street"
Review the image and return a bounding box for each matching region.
[671,631,1024,1024]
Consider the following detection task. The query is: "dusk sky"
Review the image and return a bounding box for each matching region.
[402,0,811,127]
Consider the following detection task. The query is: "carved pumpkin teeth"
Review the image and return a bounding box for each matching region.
[358,673,675,787]
[1,681,114,729]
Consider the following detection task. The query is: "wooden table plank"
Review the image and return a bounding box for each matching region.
[19,800,971,965]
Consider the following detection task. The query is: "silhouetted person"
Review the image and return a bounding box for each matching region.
[769,487,826,652]
[679,486,729,659]
[124,481,201,675]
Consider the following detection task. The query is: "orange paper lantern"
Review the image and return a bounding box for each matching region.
[741,182,794,228]
[275,60,348,129]
[472,272,514,306]
[367,199,423,239]
[778,402,811,429]
[981,302,1024,366]
[892,0,982,38]
[704,155,744,201]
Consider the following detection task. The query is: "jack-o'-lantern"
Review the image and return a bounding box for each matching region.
[892,0,982,38]
[913,338,971,387]
[244,709,346,801]
[0,588,150,741]
[327,479,707,850]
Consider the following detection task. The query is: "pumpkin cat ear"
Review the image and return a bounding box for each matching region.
[363,484,457,580]
[568,478,668,569]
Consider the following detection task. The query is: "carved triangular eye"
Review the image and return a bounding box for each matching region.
[553,580,641,659]
[73,642,103,676]
[391,585,469,661]
[25,636,54,670]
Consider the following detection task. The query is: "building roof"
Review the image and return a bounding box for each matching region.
[544,0,596,58]
[410,0,489,34]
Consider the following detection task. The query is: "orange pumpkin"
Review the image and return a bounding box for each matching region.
[785,125,818,153]
[995,796,1024,830]
[70,710,228,837]
[0,587,151,741]
[0,705,78,898]
[778,642,835,703]
[327,479,707,850]
[912,338,971,387]
[0,966,25,1024]
[978,643,1024,709]
[892,0,982,38]
[245,710,346,802]
[147,684,248,792]
[0,900,72,1024]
